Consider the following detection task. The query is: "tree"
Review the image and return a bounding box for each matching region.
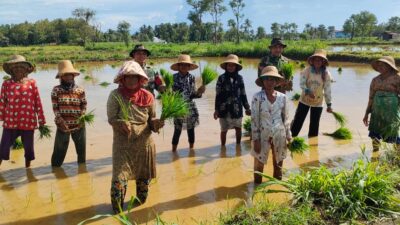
[328,26,335,39]
[187,0,210,43]
[208,0,226,44]
[229,0,245,44]
[255,26,267,39]
[72,8,96,24]
[271,22,281,38]
[241,19,253,40]
[386,16,400,32]
[343,11,377,39]
[117,21,131,47]
[317,24,328,39]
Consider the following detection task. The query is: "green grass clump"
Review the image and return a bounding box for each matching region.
[84,75,92,81]
[281,63,295,80]
[99,81,111,87]
[324,127,352,140]
[288,137,309,156]
[291,92,301,101]
[12,137,23,150]
[38,125,52,139]
[332,111,347,127]
[78,110,95,126]
[160,91,189,121]
[201,65,218,85]
[3,75,10,80]
[159,68,174,91]
[256,159,400,222]
[242,117,251,135]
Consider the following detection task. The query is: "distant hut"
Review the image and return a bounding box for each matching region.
[382,31,400,41]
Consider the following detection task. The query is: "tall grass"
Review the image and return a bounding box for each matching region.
[256,159,400,222]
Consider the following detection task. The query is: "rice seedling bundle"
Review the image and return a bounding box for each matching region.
[324,127,352,140]
[84,75,92,81]
[160,91,189,121]
[99,81,111,87]
[281,63,295,80]
[12,137,23,150]
[113,94,132,122]
[201,66,218,85]
[159,68,174,90]
[242,117,251,134]
[300,62,306,69]
[288,137,309,156]
[291,92,301,101]
[332,111,347,127]
[80,68,86,73]
[3,75,10,80]
[337,67,343,73]
[38,125,52,139]
[78,110,95,126]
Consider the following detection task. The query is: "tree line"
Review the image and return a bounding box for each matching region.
[0,2,399,47]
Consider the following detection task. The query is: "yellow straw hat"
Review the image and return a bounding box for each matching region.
[170,54,198,71]
[2,55,35,76]
[255,66,284,87]
[220,54,243,71]
[371,56,399,72]
[55,60,80,79]
[307,49,329,66]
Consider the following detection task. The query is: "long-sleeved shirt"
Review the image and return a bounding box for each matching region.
[299,67,332,107]
[366,73,400,114]
[214,72,250,119]
[0,78,46,130]
[51,85,87,132]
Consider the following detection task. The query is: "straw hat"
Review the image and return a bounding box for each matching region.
[113,60,149,84]
[255,66,284,87]
[55,60,80,79]
[220,54,243,71]
[2,55,35,76]
[308,49,329,66]
[170,54,198,71]
[129,44,151,57]
[371,56,399,72]
[269,37,287,48]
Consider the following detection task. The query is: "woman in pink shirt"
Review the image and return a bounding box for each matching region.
[0,55,46,168]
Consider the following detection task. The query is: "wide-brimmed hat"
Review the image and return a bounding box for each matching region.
[307,49,329,66]
[255,66,284,87]
[371,56,399,72]
[113,60,149,84]
[269,37,287,48]
[129,44,151,57]
[2,55,35,76]
[170,54,198,71]
[220,54,243,71]
[55,60,80,79]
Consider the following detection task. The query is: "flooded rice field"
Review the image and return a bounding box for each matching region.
[0,57,380,224]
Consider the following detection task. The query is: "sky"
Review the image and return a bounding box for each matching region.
[0,0,399,33]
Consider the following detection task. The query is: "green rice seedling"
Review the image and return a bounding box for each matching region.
[159,68,174,91]
[281,63,295,80]
[242,117,251,136]
[84,75,92,81]
[38,125,52,139]
[201,65,218,85]
[113,94,132,123]
[78,110,95,126]
[99,81,111,87]
[338,67,343,73]
[160,92,189,121]
[324,127,352,140]
[288,137,309,156]
[255,159,400,222]
[291,92,301,101]
[80,68,86,73]
[12,137,23,150]
[332,111,347,127]
[3,75,10,80]
[300,62,306,69]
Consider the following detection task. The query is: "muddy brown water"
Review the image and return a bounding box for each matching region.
[0,58,380,224]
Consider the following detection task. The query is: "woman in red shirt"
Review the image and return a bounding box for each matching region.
[0,55,46,168]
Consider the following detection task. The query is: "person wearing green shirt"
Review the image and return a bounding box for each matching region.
[129,44,165,95]
[258,38,292,93]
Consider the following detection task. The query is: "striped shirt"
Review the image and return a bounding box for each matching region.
[51,85,87,132]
